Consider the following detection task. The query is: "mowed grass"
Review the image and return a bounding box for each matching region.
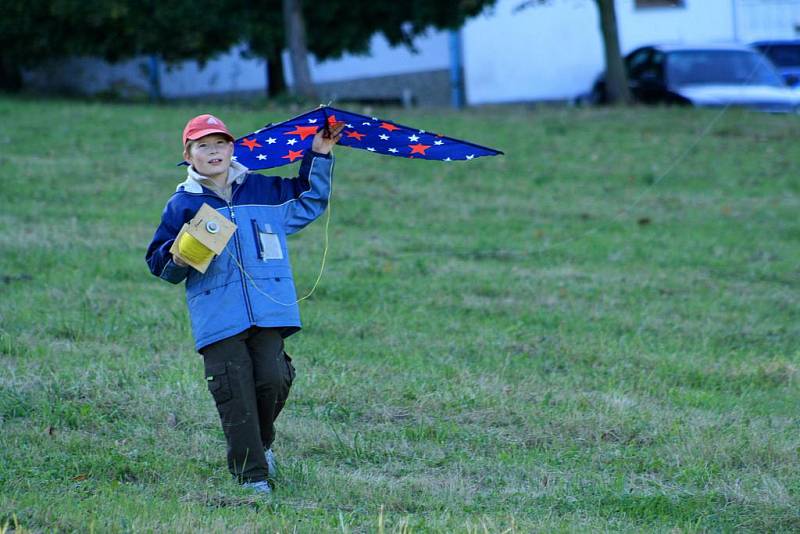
[0,95,798,532]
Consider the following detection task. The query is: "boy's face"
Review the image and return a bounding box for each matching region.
[184,133,234,179]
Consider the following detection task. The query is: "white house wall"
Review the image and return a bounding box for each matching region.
[616,0,735,49]
[734,0,800,41]
[159,46,266,98]
[463,0,603,105]
[302,32,449,84]
[462,0,800,105]
[23,46,267,98]
[22,56,151,97]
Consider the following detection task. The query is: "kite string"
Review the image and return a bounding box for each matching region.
[526,45,787,259]
[220,113,338,307]
[222,48,774,290]
[522,49,777,258]
[357,104,731,262]
[177,232,215,265]
[230,103,730,272]
[531,101,733,255]
[223,163,333,307]
[386,49,776,261]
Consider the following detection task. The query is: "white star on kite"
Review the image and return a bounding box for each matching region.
[466,154,475,160]
[388,148,398,153]
[367,147,376,152]
[434,140,444,145]
[308,118,317,123]
[444,157,452,162]
[379,134,389,140]
[408,134,419,142]
[362,121,372,126]
[287,139,297,146]
[346,123,354,128]
[266,137,277,144]
[256,154,267,160]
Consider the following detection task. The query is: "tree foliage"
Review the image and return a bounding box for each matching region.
[2,0,240,65]
[0,0,238,90]
[0,0,497,92]
[303,0,497,60]
[236,0,496,95]
[239,0,497,60]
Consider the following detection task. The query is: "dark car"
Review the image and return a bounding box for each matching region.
[751,40,800,86]
[580,43,800,113]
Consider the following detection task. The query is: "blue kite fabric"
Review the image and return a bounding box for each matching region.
[230,106,503,170]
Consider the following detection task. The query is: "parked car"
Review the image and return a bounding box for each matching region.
[578,43,800,113]
[751,40,800,87]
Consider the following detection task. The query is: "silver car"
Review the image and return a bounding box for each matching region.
[581,43,800,113]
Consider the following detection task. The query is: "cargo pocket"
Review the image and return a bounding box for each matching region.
[205,362,233,405]
[283,351,296,387]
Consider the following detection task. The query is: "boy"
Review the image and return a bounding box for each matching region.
[145,113,343,494]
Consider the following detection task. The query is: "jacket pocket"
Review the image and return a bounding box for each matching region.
[251,221,285,261]
[187,281,244,342]
[246,266,298,311]
[205,362,233,405]
[283,351,296,386]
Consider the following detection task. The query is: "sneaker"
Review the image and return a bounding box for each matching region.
[242,480,272,495]
[265,448,277,478]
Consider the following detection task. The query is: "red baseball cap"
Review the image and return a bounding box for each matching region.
[182,114,234,146]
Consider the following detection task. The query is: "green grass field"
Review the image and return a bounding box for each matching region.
[1,96,798,532]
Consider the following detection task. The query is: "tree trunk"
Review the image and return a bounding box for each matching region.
[0,56,22,92]
[282,0,316,99]
[594,0,631,105]
[266,45,286,98]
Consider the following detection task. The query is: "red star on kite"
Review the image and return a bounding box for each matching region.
[409,143,431,155]
[241,138,262,151]
[327,115,338,125]
[282,149,304,162]
[379,122,400,132]
[345,130,366,141]
[284,125,319,140]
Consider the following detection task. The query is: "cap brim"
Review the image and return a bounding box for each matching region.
[186,129,234,143]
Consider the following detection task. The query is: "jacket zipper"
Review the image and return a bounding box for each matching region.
[185,178,256,324]
[227,198,255,324]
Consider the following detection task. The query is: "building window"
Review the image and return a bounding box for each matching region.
[635,0,685,8]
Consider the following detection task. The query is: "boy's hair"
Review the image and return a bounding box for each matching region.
[184,136,233,158]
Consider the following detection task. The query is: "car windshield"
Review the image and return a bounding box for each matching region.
[758,44,800,67]
[666,50,784,87]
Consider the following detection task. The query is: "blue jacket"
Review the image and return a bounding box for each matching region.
[145,150,334,351]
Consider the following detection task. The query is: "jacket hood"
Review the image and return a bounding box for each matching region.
[176,160,249,193]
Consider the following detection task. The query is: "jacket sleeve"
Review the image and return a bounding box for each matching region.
[145,195,191,284]
[281,150,334,235]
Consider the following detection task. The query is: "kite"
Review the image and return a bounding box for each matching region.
[227,105,503,170]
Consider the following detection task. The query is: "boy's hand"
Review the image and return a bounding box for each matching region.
[172,253,189,267]
[312,121,345,154]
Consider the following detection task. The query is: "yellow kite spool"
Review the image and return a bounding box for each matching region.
[169,203,237,273]
[178,232,214,265]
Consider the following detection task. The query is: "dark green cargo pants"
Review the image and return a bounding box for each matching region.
[199,327,295,483]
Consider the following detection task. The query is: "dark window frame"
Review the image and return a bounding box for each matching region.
[635,0,686,9]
